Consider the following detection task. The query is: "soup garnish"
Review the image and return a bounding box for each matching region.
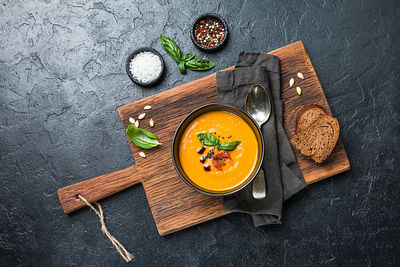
[195,133,241,171]
[203,164,211,171]
[178,110,258,192]
[212,151,232,171]
[196,133,240,151]
[197,146,206,154]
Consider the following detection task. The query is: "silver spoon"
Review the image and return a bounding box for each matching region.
[245,84,272,200]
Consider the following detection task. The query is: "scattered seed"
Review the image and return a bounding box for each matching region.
[135,120,139,127]
[144,105,152,110]
[149,118,154,127]
[139,152,146,158]
[138,113,146,120]
[297,72,304,79]
[296,86,302,95]
[289,78,295,87]
[129,117,135,124]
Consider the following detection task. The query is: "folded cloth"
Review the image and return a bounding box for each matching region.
[216,52,307,227]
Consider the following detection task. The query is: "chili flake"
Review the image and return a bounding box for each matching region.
[212,151,232,171]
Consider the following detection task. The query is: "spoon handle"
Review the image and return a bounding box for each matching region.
[252,169,267,200]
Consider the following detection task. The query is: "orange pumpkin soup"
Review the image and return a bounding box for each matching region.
[179,111,259,192]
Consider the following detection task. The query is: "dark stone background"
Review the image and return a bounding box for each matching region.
[1,0,399,266]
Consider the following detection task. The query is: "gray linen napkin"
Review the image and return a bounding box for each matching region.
[216,52,307,226]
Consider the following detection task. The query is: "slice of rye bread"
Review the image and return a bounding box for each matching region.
[295,104,326,134]
[291,115,340,163]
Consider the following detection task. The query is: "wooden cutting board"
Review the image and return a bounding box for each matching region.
[58,41,350,235]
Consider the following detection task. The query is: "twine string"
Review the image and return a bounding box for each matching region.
[78,195,134,262]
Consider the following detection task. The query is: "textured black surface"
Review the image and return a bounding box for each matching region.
[1,0,399,266]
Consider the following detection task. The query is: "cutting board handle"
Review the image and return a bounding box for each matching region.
[58,165,141,214]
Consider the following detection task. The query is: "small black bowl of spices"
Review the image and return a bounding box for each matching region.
[191,13,229,53]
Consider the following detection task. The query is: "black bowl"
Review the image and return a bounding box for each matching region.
[190,13,229,53]
[172,104,264,196]
[125,47,165,87]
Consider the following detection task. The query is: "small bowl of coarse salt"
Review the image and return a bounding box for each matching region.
[126,47,165,87]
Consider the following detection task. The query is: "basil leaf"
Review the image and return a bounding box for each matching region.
[185,58,216,71]
[179,61,187,75]
[218,141,241,151]
[160,34,181,62]
[181,52,195,62]
[160,34,217,74]
[196,133,220,146]
[126,124,161,149]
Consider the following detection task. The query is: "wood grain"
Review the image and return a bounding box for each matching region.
[275,43,350,183]
[58,166,142,214]
[58,41,350,235]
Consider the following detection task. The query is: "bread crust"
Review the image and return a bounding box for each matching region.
[309,116,340,163]
[295,104,326,134]
[291,107,340,164]
[318,117,340,162]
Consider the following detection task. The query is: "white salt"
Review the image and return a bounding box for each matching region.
[129,51,162,83]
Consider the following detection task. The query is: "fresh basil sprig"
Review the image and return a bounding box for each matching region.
[126,124,161,149]
[178,61,186,75]
[196,133,240,151]
[160,34,215,75]
[185,58,216,71]
[197,133,220,146]
[181,52,195,62]
[160,34,181,62]
[218,141,241,151]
